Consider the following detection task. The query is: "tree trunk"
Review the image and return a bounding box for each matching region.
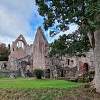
[87,32,95,49]
[94,29,100,92]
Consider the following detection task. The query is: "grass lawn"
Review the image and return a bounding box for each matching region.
[0,78,81,89]
[0,78,99,100]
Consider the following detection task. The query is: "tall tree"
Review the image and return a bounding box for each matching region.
[49,34,67,58]
[49,31,90,57]
[0,45,10,61]
[36,0,100,92]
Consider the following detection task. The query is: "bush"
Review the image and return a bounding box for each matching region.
[78,71,95,83]
[34,69,44,79]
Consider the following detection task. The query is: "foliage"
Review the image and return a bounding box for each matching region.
[34,69,44,79]
[0,46,10,61]
[49,34,67,57]
[66,31,91,56]
[36,0,100,32]
[36,0,100,49]
[49,30,91,57]
[78,73,92,83]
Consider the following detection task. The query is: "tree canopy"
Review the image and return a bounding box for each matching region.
[36,0,100,31]
[49,30,90,57]
[0,45,10,61]
[36,0,100,48]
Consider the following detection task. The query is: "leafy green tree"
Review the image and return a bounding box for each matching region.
[36,0,100,92]
[49,34,67,57]
[0,45,10,61]
[49,30,90,57]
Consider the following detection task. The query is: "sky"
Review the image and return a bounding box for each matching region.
[0,0,78,45]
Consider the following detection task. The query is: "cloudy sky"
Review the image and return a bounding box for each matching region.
[0,0,78,45]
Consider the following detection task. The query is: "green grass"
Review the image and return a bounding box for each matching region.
[0,78,81,89]
[1,78,96,100]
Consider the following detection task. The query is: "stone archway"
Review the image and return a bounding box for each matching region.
[13,34,27,51]
[9,34,28,60]
[8,34,28,71]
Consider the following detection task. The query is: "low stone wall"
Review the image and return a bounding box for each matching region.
[0,61,7,69]
[65,66,78,80]
[0,70,20,78]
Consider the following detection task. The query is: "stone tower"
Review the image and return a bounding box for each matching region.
[33,27,49,69]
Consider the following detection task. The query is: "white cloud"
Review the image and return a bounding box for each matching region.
[0,0,42,45]
[0,0,78,46]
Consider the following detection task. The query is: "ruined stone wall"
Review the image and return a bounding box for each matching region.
[49,50,95,78]
[8,27,49,71]
[33,27,49,69]
[8,34,30,71]
[25,44,33,56]
[9,34,28,60]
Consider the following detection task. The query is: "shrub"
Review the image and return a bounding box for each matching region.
[34,69,44,79]
[78,71,95,83]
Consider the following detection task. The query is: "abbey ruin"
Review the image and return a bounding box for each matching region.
[8,27,49,72]
[0,27,95,79]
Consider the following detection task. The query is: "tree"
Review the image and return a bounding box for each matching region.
[64,30,91,56]
[49,34,67,58]
[36,0,100,92]
[49,31,90,57]
[0,45,10,61]
[34,69,44,79]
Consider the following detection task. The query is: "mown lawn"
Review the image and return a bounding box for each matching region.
[0,78,81,89]
[0,78,99,100]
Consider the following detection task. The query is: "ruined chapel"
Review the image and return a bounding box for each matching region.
[0,26,95,79]
[8,27,49,71]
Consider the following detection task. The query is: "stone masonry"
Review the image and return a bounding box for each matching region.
[33,27,49,69]
[8,27,49,71]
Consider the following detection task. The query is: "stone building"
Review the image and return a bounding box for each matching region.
[33,27,49,69]
[8,27,49,72]
[48,49,95,79]
[2,26,94,78]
